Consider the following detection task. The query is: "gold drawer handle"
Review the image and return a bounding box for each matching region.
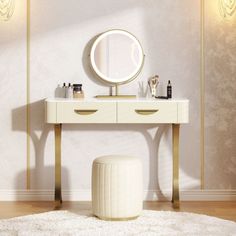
[135,109,159,115]
[74,109,98,115]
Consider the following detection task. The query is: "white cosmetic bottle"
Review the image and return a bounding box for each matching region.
[65,83,73,99]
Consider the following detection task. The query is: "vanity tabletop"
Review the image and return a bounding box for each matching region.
[45,97,189,103]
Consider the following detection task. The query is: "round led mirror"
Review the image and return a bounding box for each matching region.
[90,30,145,85]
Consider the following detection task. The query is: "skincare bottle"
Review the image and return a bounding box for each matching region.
[167,80,172,99]
[73,84,84,99]
[62,83,66,98]
[66,83,73,99]
[69,83,74,99]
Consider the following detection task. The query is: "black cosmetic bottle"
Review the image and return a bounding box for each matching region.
[167,80,172,98]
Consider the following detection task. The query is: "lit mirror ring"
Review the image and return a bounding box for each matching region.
[90,30,145,85]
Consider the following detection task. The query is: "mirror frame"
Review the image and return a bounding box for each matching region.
[90,29,145,85]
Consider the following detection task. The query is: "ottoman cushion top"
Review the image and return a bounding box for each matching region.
[94,155,140,165]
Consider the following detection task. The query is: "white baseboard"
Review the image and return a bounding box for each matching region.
[0,190,236,201]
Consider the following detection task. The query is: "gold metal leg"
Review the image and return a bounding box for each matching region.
[55,124,62,208]
[172,124,180,208]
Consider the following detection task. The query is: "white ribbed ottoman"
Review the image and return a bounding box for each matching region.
[92,155,143,221]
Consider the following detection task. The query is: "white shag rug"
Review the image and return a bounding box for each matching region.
[0,210,236,236]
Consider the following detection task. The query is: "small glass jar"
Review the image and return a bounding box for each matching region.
[73,84,84,99]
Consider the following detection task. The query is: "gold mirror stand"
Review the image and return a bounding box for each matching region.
[95,85,136,99]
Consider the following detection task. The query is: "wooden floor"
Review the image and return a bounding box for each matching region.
[0,201,236,222]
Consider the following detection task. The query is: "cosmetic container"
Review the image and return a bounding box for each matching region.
[62,83,66,98]
[73,84,84,99]
[167,80,172,99]
[65,83,73,99]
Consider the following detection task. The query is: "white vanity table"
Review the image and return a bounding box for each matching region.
[45,98,189,208]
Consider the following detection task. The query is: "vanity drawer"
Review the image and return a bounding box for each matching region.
[117,102,178,123]
[56,102,116,123]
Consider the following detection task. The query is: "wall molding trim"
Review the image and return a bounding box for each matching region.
[200,0,205,190]
[1,190,236,201]
[26,0,31,190]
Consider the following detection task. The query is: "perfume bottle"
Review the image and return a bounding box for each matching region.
[167,80,172,99]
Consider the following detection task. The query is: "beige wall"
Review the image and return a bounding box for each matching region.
[0,0,235,199]
[205,0,236,189]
